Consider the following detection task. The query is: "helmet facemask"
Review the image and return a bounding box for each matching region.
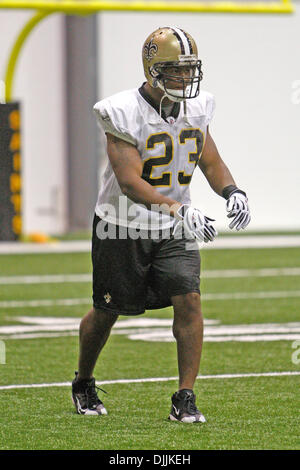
[150,59,203,103]
[143,27,203,105]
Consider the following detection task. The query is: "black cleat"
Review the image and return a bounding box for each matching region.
[71,371,107,416]
[169,389,206,423]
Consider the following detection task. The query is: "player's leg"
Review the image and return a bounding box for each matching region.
[72,215,152,416]
[72,307,118,416]
[171,292,203,391]
[150,234,205,422]
[169,292,206,423]
[77,307,118,381]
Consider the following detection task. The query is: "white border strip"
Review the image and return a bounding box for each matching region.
[2,290,300,309]
[0,274,92,284]
[0,298,91,308]
[1,235,300,254]
[0,80,6,104]
[0,240,91,254]
[1,267,300,285]
[0,371,299,391]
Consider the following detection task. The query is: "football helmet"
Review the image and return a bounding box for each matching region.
[142,26,203,102]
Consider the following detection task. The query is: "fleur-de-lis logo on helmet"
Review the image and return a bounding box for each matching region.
[143,38,158,61]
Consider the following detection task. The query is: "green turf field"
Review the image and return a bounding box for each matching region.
[0,244,299,450]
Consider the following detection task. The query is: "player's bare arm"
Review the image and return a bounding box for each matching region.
[199,128,251,230]
[198,127,236,195]
[106,132,181,217]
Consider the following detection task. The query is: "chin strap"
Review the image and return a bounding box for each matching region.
[183,100,191,126]
[159,91,191,127]
[159,93,169,120]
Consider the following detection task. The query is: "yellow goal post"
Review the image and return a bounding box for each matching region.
[0,0,295,15]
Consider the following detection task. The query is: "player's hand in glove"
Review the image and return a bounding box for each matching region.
[174,204,217,243]
[225,188,251,231]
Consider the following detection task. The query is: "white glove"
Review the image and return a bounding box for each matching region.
[174,204,217,243]
[226,190,251,230]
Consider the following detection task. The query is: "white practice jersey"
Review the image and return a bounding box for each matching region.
[93,85,215,230]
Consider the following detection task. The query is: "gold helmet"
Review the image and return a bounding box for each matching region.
[142,26,203,102]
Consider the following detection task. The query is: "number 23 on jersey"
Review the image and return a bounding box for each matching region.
[142,129,204,187]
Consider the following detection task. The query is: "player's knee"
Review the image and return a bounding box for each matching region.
[92,307,118,328]
[172,292,202,333]
[184,292,201,310]
[173,292,201,314]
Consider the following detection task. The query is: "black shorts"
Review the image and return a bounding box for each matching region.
[92,214,201,316]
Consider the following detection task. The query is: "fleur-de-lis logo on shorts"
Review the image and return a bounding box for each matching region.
[143,39,158,61]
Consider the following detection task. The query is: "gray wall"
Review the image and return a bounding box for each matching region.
[0,12,66,234]
[0,7,299,233]
[99,9,300,231]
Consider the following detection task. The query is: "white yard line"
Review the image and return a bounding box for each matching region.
[2,318,300,343]
[1,289,300,309]
[0,267,300,285]
[0,371,299,391]
[204,267,300,278]
[0,235,300,255]
[0,298,91,308]
[0,241,91,255]
[207,236,300,249]
[204,290,300,300]
[0,274,91,284]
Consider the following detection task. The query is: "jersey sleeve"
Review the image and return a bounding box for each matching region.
[93,100,137,146]
[205,93,216,126]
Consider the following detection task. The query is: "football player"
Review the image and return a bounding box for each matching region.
[72,26,251,423]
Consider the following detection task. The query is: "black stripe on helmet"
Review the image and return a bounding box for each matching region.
[170,28,185,55]
[180,29,193,54]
